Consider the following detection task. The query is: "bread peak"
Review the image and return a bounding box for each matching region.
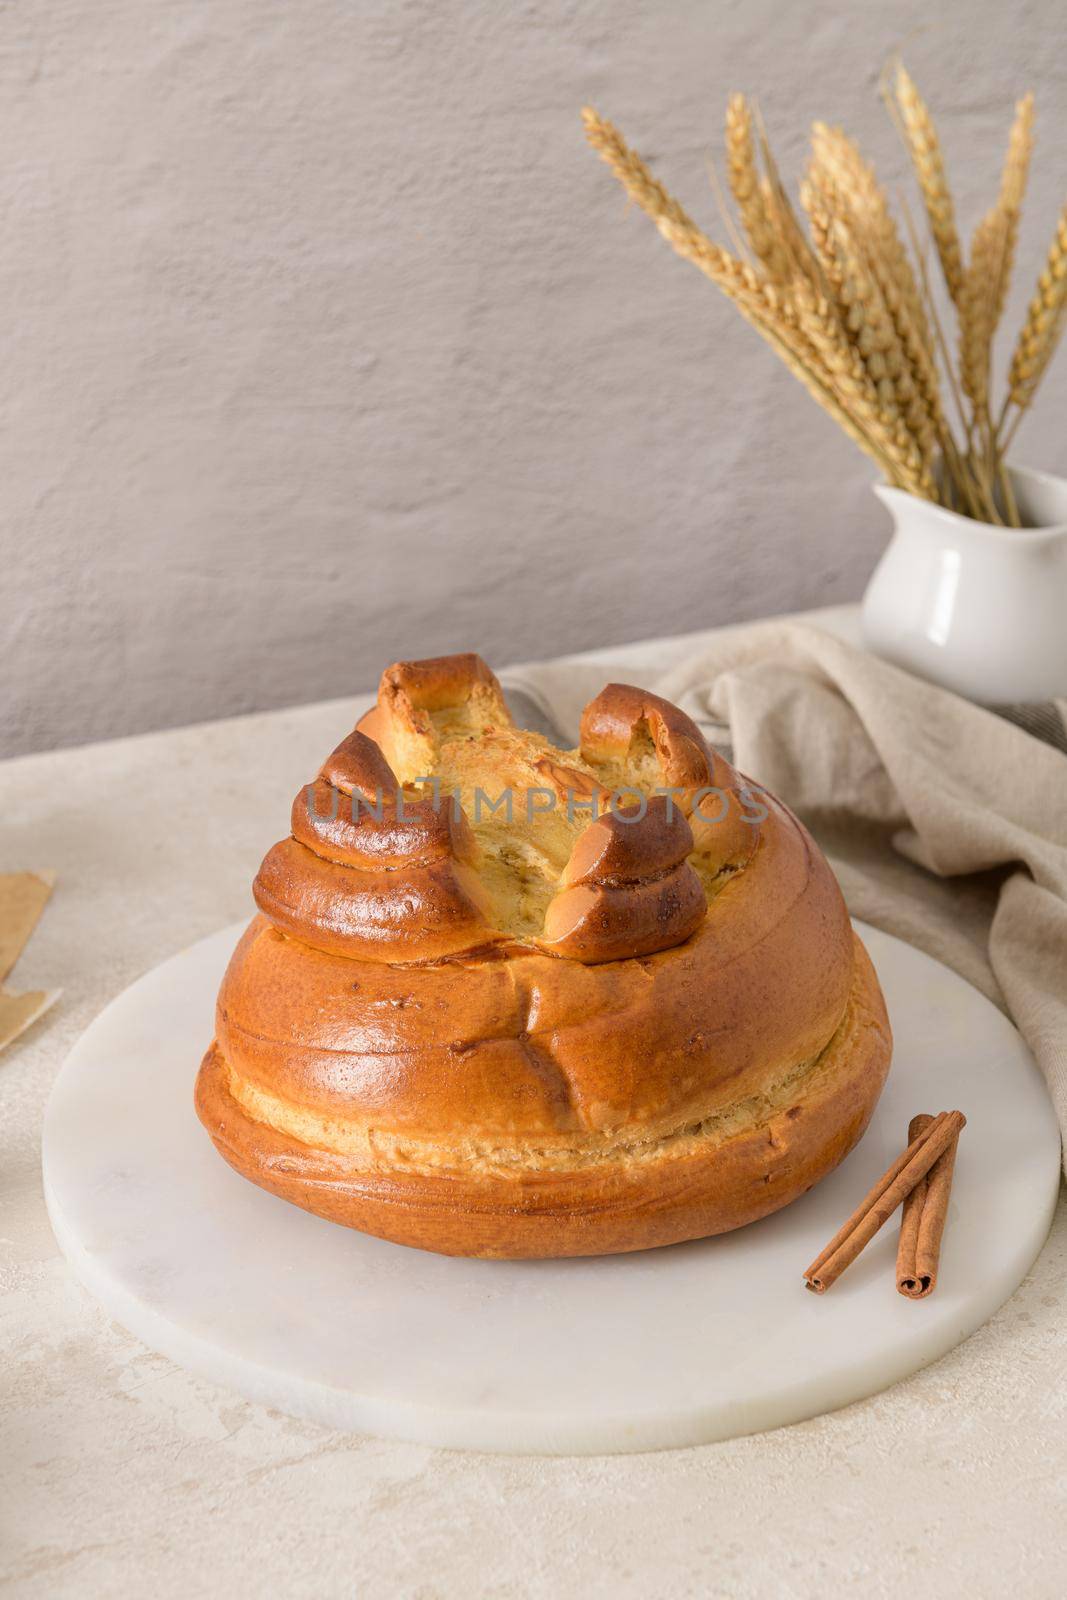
[253,653,763,965]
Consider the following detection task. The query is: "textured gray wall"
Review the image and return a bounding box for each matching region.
[3,0,1066,755]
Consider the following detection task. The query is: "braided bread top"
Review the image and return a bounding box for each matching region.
[253,654,763,966]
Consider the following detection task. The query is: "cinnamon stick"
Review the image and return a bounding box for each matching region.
[895,1114,932,1294]
[896,1112,961,1297]
[804,1112,949,1287]
[803,1111,966,1294]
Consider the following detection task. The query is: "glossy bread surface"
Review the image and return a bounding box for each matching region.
[196,653,892,1256]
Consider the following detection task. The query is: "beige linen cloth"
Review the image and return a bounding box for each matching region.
[516,621,1067,1172]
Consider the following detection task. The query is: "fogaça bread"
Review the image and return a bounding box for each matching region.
[196,653,891,1257]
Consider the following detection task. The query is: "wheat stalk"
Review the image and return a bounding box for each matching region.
[800,176,842,294]
[725,94,791,281]
[806,151,941,463]
[827,217,936,496]
[791,277,929,495]
[990,94,1035,339]
[894,66,965,305]
[581,109,800,338]
[959,209,1005,407]
[582,114,815,364]
[1000,93,1035,212]
[582,111,807,352]
[804,168,928,447]
[811,122,932,352]
[959,95,1034,453]
[584,74,1062,527]
[752,108,823,287]
[1004,202,1067,421]
[810,124,941,454]
[583,108,914,482]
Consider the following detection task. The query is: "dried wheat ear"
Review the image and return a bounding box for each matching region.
[584,65,1067,528]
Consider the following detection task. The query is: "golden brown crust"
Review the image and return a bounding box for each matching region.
[382,651,506,714]
[253,837,496,962]
[196,933,891,1258]
[255,722,497,962]
[195,652,893,1258]
[543,796,707,961]
[290,778,469,869]
[580,682,714,791]
[372,653,513,780]
[558,794,693,887]
[578,682,762,877]
[216,792,853,1147]
[317,729,398,801]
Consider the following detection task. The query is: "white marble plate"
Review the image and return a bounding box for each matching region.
[43,921,1060,1455]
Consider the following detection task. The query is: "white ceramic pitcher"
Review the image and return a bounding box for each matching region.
[862,464,1067,703]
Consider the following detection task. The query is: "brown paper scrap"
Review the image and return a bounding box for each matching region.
[0,871,60,1052]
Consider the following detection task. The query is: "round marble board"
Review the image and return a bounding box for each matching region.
[43,921,1060,1455]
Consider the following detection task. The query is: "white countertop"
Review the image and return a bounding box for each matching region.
[4,611,1065,1599]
